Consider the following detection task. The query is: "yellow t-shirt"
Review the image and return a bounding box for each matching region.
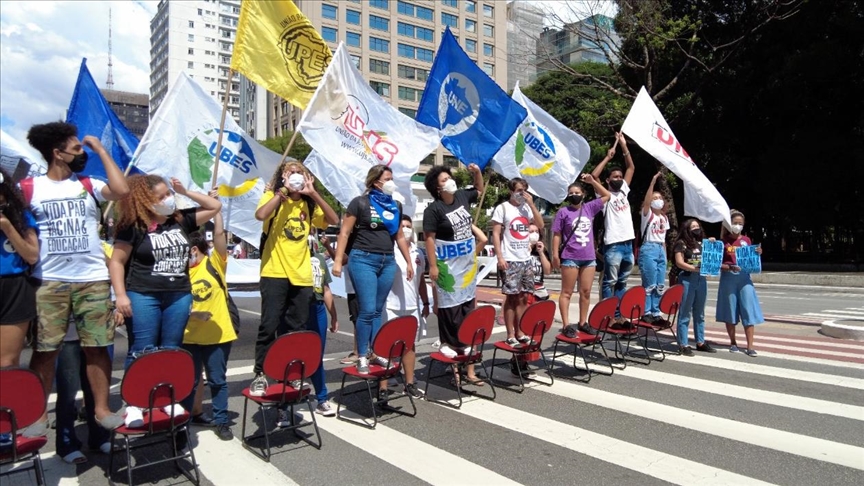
[184,251,238,345]
[257,191,326,285]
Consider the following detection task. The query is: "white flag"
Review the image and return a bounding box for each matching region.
[0,128,46,182]
[132,72,284,247]
[491,83,590,203]
[297,43,440,218]
[621,87,731,228]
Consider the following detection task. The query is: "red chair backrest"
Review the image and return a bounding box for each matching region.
[263,331,322,382]
[587,297,620,332]
[619,286,646,321]
[457,305,496,348]
[518,300,556,341]
[121,349,195,409]
[659,284,684,317]
[373,316,418,361]
[0,369,46,434]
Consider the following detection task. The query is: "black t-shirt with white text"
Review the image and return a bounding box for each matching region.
[673,240,702,271]
[530,248,549,285]
[116,208,198,293]
[422,188,478,242]
[346,195,402,254]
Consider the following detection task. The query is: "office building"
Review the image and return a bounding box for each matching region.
[271,0,510,169]
[506,0,545,90]
[101,90,150,137]
[536,14,620,75]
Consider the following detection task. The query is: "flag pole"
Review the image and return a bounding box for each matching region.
[101,161,137,220]
[473,168,492,222]
[279,128,301,163]
[209,68,234,189]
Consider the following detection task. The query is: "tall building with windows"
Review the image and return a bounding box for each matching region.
[149,0,267,137]
[536,14,620,73]
[506,0,545,90]
[101,90,150,137]
[270,0,510,169]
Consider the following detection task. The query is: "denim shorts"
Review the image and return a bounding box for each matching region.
[561,259,596,268]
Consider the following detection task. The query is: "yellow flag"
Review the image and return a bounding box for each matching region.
[231,0,331,109]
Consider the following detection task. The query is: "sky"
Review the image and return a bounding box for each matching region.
[0,0,615,146]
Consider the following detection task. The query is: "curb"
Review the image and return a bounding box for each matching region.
[820,320,864,341]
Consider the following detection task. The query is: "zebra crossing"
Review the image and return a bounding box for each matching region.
[4,329,864,486]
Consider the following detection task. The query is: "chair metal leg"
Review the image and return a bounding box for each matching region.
[125,435,134,486]
[33,454,45,486]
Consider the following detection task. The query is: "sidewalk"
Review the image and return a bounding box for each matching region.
[533,271,864,288]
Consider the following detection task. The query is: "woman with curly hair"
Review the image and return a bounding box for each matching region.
[0,168,40,367]
[108,175,220,425]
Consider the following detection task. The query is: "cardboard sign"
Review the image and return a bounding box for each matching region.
[700,239,724,276]
[735,244,762,274]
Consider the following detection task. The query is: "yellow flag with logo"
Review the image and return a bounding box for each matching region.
[231,0,331,109]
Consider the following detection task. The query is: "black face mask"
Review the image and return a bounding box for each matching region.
[690,228,703,238]
[63,151,88,173]
[608,179,624,191]
[566,194,583,205]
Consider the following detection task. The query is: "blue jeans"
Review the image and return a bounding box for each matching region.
[602,241,634,314]
[638,242,667,315]
[677,272,707,347]
[124,291,192,370]
[307,301,328,402]
[347,250,396,357]
[181,342,232,425]
[55,340,112,457]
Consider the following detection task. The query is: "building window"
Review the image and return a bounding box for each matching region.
[188,34,195,42]
[398,86,422,102]
[322,4,337,20]
[398,64,429,81]
[188,20,195,28]
[398,107,417,118]
[398,22,433,42]
[416,46,434,62]
[369,81,390,97]
[188,61,194,68]
[465,0,476,13]
[369,14,389,31]
[465,38,476,53]
[442,0,458,7]
[441,12,458,27]
[321,26,337,43]
[483,4,493,17]
[197,8,202,15]
[350,54,361,68]
[370,36,390,53]
[188,48,194,55]
[370,0,389,9]
[347,31,361,47]
[398,43,414,58]
[369,58,390,75]
[483,43,493,57]
[465,19,476,33]
[483,62,494,76]
[398,1,433,21]
[346,9,361,25]
[483,24,493,37]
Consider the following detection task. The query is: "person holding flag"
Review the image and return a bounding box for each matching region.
[332,166,413,383]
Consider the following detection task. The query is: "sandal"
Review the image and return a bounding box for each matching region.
[61,450,88,464]
[463,375,485,387]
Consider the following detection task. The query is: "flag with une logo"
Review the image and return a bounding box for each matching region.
[416,27,526,170]
[231,0,331,109]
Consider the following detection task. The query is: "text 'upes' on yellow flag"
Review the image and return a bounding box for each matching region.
[231,0,331,109]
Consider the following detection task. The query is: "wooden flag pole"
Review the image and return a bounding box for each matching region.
[209,68,234,189]
[473,168,492,222]
[279,128,301,164]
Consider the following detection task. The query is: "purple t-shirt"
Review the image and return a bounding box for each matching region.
[552,198,604,261]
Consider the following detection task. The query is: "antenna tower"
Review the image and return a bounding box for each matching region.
[107,7,115,90]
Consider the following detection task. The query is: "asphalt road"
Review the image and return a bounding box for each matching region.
[5,279,864,486]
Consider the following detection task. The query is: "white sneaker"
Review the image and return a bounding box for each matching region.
[439,345,458,359]
[99,442,112,454]
[432,339,441,349]
[162,404,186,417]
[315,401,336,417]
[124,406,144,428]
[462,346,475,356]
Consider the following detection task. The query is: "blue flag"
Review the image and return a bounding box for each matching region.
[66,58,142,181]
[416,28,526,170]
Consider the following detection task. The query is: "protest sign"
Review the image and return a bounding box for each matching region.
[700,239,724,276]
[736,244,762,274]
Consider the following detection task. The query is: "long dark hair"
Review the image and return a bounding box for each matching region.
[0,168,30,235]
[675,218,702,250]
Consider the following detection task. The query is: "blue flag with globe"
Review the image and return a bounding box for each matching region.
[416,28,527,170]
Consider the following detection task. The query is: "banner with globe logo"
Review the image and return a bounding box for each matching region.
[132,73,284,247]
[491,83,591,203]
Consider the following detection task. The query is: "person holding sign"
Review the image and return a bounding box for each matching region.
[672,219,716,356]
[638,172,670,323]
[716,210,764,357]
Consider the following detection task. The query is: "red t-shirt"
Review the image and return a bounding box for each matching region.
[722,235,752,266]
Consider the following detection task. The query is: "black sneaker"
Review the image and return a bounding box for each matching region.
[192,413,215,427]
[510,361,522,377]
[577,323,598,335]
[404,382,424,399]
[696,343,717,353]
[173,430,188,452]
[377,388,390,405]
[641,314,658,324]
[680,346,694,357]
[215,424,233,441]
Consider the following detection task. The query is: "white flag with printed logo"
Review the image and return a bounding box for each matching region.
[132,72,285,247]
[0,128,46,182]
[296,43,440,218]
[621,87,731,228]
[491,83,591,203]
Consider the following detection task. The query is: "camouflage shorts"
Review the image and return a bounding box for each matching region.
[35,280,114,352]
[501,260,535,295]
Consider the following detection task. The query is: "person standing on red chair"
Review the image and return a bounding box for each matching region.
[638,172,670,323]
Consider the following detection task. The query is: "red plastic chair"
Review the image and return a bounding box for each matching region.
[551,297,617,382]
[0,369,47,486]
[609,286,653,365]
[241,331,322,461]
[337,316,418,428]
[108,349,199,486]
[490,300,556,393]
[424,305,497,408]
[633,284,685,360]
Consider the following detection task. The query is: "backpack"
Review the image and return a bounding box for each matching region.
[20,176,104,227]
[204,257,241,336]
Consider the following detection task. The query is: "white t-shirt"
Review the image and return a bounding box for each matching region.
[603,180,635,244]
[641,211,669,244]
[386,242,426,312]
[28,175,109,282]
[491,201,532,262]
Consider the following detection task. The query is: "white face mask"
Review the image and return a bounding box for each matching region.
[286,173,305,191]
[528,232,540,243]
[153,195,176,216]
[513,192,525,205]
[441,178,457,194]
[381,180,397,195]
[731,223,744,234]
[650,199,665,210]
[401,227,414,241]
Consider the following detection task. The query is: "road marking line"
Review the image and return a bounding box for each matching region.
[428,385,776,486]
[818,310,864,317]
[804,312,864,320]
[686,328,864,351]
[192,428,300,486]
